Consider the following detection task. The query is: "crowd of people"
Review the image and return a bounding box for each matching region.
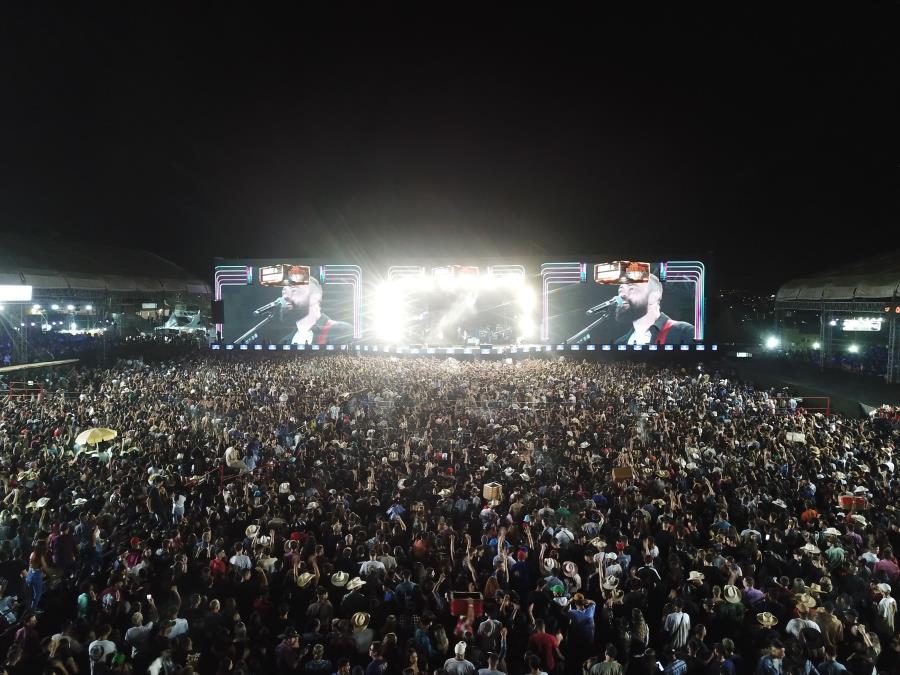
[0,353,896,675]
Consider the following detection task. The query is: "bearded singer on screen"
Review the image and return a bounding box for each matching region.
[613,274,695,345]
[254,278,353,345]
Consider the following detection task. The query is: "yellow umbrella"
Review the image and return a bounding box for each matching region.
[75,427,118,446]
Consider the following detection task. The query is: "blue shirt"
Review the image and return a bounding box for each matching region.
[566,603,596,642]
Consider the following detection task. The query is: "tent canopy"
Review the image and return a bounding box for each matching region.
[0,235,210,295]
[777,250,900,302]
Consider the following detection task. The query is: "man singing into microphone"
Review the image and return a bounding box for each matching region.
[252,278,353,345]
[614,274,694,345]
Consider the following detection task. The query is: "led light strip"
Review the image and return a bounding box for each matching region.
[540,262,585,341]
[320,265,363,338]
[387,266,426,282]
[663,261,705,340]
[488,264,526,279]
[214,266,252,335]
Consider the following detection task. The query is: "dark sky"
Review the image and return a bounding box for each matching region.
[1,6,897,290]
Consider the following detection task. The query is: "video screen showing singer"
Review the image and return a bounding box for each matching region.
[250,278,353,345]
[614,274,694,345]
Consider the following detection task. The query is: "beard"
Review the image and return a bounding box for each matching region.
[615,298,647,324]
[279,301,310,323]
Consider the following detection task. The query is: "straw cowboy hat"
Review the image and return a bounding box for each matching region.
[801,543,821,555]
[278,482,291,494]
[757,612,778,628]
[688,571,705,583]
[331,572,349,587]
[346,577,366,591]
[257,535,272,548]
[245,525,260,539]
[352,612,371,629]
[723,585,742,604]
[563,562,578,578]
[543,558,557,571]
[602,576,619,590]
[808,583,824,596]
[823,527,842,537]
[795,593,816,609]
[297,573,315,588]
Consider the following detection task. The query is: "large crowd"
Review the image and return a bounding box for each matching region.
[0,353,896,675]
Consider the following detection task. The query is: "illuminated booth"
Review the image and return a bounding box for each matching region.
[775,251,900,383]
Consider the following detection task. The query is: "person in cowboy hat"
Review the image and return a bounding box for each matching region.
[341,579,368,617]
[274,626,305,673]
[351,612,374,656]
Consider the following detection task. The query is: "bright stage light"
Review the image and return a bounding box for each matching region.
[765,336,780,350]
[518,316,536,339]
[848,344,859,353]
[51,304,60,310]
[373,282,408,343]
[812,341,821,350]
[66,304,75,311]
[85,304,92,311]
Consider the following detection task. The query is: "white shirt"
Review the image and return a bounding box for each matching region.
[89,638,117,661]
[230,554,252,571]
[291,324,314,345]
[359,559,386,577]
[167,617,189,638]
[628,329,653,345]
[663,611,691,648]
[878,596,896,631]
[125,622,155,656]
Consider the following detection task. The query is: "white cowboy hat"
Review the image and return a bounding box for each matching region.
[297,572,315,588]
[331,572,349,587]
[688,571,705,582]
[823,527,842,537]
[772,499,788,509]
[877,583,892,595]
[723,585,742,604]
[563,562,578,578]
[801,543,821,555]
[346,577,366,591]
[757,612,778,627]
[544,558,557,570]
[352,612,371,629]
[602,576,619,590]
[257,535,272,548]
[279,482,291,494]
[245,525,260,539]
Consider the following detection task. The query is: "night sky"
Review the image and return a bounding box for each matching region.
[1,6,896,290]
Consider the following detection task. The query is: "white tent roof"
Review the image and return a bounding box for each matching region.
[776,250,900,302]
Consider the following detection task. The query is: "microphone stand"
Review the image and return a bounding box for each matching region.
[234,313,277,344]
[565,311,615,345]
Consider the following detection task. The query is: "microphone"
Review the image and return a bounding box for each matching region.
[585,296,623,315]
[253,297,287,315]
